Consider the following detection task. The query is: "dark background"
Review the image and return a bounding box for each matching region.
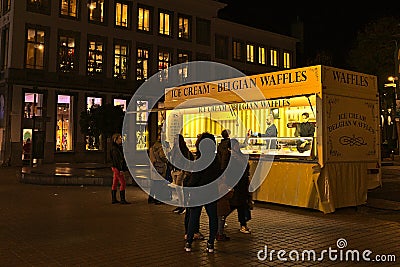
[218,1,400,67]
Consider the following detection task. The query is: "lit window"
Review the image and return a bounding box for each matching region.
[270,49,278,67]
[158,50,172,81]
[258,47,266,65]
[26,28,45,69]
[159,12,171,36]
[233,41,241,60]
[60,0,77,17]
[56,95,73,151]
[178,15,190,40]
[115,2,128,28]
[85,96,103,150]
[87,96,102,110]
[114,44,129,79]
[136,100,148,150]
[113,98,126,112]
[87,40,104,75]
[283,52,291,69]
[24,93,43,118]
[137,48,149,81]
[88,0,104,23]
[178,52,189,82]
[58,35,76,73]
[138,6,151,31]
[247,44,254,63]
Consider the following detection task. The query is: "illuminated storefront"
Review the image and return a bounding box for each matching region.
[164,65,381,213]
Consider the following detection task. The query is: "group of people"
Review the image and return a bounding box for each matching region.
[108,111,315,253]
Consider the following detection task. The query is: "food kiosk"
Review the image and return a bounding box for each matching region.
[163,65,381,213]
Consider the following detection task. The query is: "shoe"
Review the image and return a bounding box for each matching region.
[172,207,180,213]
[216,233,230,241]
[177,208,186,214]
[206,242,214,253]
[194,232,205,240]
[184,242,192,252]
[239,226,251,234]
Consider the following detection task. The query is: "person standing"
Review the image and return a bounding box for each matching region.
[294,112,315,153]
[185,132,220,253]
[217,129,231,170]
[227,138,252,234]
[295,112,315,137]
[149,131,170,204]
[170,134,194,214]
[253,114,278,149]
[110,133,130,204]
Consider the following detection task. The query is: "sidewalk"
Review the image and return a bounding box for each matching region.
[19,159,400,210]
[0,166,399,266]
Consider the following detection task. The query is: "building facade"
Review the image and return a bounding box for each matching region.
[0,0,298,166]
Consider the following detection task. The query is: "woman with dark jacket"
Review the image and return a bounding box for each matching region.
[184,132,220,253]
[228,138,252,234]
[110,133,130,204]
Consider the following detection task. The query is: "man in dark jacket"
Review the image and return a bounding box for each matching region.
[185,132,220,253]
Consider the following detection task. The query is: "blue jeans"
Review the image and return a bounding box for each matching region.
[186,201,218,245]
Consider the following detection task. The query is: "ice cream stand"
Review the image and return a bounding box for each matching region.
[163,65,381,213]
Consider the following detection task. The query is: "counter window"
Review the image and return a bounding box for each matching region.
[165,95,317,159]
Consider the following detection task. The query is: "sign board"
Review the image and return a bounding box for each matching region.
[324,95,379,162]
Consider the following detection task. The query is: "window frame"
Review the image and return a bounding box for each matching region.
[25,24,49,70]
[246,43,255,63]
[57,30,80,73]
[136,44,151,81]
[84,94,105,151]
[177,49,191,83]
[257,45,266,65]
[113,39,130,80]
[55,92,76,152]
[270,48,279,67]
[158,9,173,37]
[137,4,153,33]
[59,0,79,19]
[215,34,229,60]
[157,47,173,82]
[87,0,107,25]
[177,13,191,41]
[232,39,244,62]
[115,1,131,29]
[196,18,211,46]
[283,50,291,69]
[86,35,107,76]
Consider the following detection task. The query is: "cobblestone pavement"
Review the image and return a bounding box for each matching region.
[0,166,399,266]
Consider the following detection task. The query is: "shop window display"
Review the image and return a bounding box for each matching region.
[56,95,73,151]
[85,96,102,150]
[24,93,43,118]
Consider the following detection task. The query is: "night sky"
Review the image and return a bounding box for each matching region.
[218,1,400,67]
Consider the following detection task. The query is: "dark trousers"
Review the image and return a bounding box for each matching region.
[186,201,218,245]
[229,205,251,227]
